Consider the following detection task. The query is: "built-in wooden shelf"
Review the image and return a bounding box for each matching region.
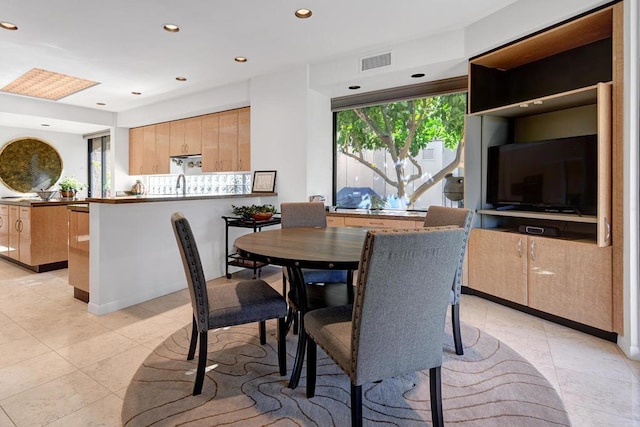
[477,209,598,224]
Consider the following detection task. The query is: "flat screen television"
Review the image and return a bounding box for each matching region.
[486,135,598,215]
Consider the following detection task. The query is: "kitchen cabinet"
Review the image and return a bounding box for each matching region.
[170,117,202,156]
[203,107,251,172]
[0,205,8,257]
[129,123,170,175]
[218,110,239,172]
[153,122,171,174]
[201,113,220,172]
[129,127,145,175]
[468,228,612,331]
[68,208,89,302]
[8,206,28,263]
[2,205,69,271]
[237,107,251,171]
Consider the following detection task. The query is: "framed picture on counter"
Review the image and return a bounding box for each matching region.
[252,170,277,193]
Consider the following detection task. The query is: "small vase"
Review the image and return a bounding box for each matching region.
[60,189,77,200]
[131,180,146,195]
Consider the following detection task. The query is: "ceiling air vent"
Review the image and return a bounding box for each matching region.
[361,52,392,72]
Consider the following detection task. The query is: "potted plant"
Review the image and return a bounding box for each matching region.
[58,176,86,199]
[232,204,277,221]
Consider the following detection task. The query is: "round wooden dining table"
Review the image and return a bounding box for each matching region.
[234,226,367,388]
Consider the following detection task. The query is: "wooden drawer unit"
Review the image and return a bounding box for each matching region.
[343,216,421,229]
[326,216,345,227]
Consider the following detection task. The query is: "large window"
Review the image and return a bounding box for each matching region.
[333,78,467,211]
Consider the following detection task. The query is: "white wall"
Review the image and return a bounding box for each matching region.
[250,66,310,204]
[0,126,88,198]
[306,88,333,202]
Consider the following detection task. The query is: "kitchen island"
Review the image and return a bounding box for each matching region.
[86,193,277,315]
[0,198,84,272]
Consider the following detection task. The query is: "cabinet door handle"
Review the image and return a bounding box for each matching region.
[0,216,3,228]
[139,166,143,174]
[16,219,22,233]
[238,159,242,170]
[529,240,536,261]
[517,238,523,257]
[605,217,611,242]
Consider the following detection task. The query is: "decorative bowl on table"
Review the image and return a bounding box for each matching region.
[251,212,273,221]
[36,190,58,201]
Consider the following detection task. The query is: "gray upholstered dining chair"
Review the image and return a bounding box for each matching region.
[280,202,349,285]
[171,212,287,395]
[280,202,352,316]
[305,227,466,427]
[423,205,474,355]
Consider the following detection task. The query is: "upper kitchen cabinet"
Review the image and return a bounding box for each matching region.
[201,113,220,172]
[218,110,239,172]
[129,123,171,175]
[129,127,145,175]
[237,107,251,172]
[202,107,251,172]
[170,117,202,156]
[154,122,171,174]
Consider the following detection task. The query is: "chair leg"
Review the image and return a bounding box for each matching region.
[451,303,464,355]
[259,320,266,345]
[346,270,355,304]
[429,366,444,427]
[277,317,287,376]
[193,331,208,395]
[306,335,317,397]
[187,317,198,361]
[292,310,299,335]
[351,383,363,427]
[288,314,306,389]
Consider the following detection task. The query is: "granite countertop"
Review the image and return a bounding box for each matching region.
[86,192,277,204]
[0,198,88,207]
[326,208,427,220]
[67,204,89,213]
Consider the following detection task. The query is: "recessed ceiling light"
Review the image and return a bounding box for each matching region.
[132,91,142,95]
[0,22,18,30]
[411,73,426,78]
[41,123,50,127]
[175,76,187,81]
[234,57,248,63]
[163,24,180,32]
[348,85,361,90]
[295,9,312,19]
[96,102,106,106]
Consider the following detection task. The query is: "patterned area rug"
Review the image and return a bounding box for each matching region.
[122,322,570,426]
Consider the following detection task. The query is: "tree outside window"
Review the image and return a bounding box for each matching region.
[335,92,466,210]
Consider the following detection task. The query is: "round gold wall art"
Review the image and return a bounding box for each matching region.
[0,137,63,193]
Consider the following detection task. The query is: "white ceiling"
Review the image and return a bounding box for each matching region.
[0,0,522,133]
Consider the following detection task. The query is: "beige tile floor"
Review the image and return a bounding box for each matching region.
[0,261,638,426]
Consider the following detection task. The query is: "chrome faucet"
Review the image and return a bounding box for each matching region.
[176,174,186,196]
